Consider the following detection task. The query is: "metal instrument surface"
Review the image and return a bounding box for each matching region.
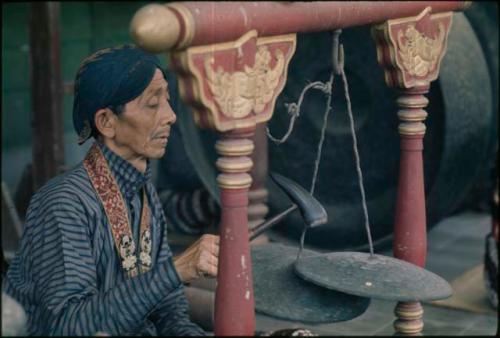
[252,243,370,323]
[294,251,452,301]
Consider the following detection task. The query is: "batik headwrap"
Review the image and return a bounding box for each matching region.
[73,44,166,145]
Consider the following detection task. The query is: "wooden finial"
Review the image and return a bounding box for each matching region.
[130,4,181,53]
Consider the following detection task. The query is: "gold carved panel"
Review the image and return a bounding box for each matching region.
[169,30,296,132]
[371,7,453,88]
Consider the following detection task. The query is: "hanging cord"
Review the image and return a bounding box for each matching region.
[266,81,328,144]
[295,74,334,261]
[331,29,375,256]
[266,30,374,260]
[340,68,375,257]
[297,29,375,261]
[309,76,333,196]
[295,29,343,261]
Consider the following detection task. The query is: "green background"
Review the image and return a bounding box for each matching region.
[2,2,167,191]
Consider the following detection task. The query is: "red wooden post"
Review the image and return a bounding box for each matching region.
[372,7,453,335]
[248,123,270,243]
[392,86,431,335]
[166,30,296,335]
[393,86,430,268]
[214,127,255,334]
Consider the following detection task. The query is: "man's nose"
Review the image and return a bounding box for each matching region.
[161,104,177,125]
[169,108,177,124]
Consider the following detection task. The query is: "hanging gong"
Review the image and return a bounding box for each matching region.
[252,243,370,323]
[294,252,452,302]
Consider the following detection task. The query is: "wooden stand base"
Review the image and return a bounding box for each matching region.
[393,301,424,336]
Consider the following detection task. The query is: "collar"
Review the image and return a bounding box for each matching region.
[97,142,152,201]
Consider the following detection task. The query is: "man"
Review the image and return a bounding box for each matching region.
[4,45,219,336]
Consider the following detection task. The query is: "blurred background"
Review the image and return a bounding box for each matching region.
[3,1,496,253]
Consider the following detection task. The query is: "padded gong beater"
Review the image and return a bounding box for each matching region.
[294,252,452,301]
[252,243,370,323]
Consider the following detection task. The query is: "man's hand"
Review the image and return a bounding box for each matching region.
[173,234,219,283]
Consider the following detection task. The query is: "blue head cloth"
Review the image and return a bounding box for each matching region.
[73,44,165,144]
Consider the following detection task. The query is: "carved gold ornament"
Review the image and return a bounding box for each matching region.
[397,23,445,77]
[204,46,285,119]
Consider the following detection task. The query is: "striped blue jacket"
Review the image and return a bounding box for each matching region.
[4,142,205,336]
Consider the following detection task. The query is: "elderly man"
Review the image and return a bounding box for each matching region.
[4,45,219,336]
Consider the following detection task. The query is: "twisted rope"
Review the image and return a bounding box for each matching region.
[266,81,329,144]
[340,68,374,256]
[267,31,375,260]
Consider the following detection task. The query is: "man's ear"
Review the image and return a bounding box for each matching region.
[94,108,117,139]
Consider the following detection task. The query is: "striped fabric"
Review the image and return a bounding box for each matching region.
[159,188,218,235]
[4,142,205,336]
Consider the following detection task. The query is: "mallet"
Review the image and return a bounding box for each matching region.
[249,172,327,241]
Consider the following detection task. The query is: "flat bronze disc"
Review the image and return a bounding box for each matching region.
[252,243,370,323]
[294,252,452,302]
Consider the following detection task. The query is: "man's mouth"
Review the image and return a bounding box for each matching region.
[152,131,170,147]
[152,131,170,140]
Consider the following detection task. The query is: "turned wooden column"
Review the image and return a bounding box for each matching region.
[393,87,430,268]
[392,87,430,335]
[214,127,255,334]
[372,7,453,335]
[248,123,269,240]
[167,30,296,335]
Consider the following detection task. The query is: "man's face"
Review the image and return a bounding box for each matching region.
[112,69,176,161]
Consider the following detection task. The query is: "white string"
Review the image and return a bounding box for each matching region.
[267,81,328,144]
[268,32,375,260]
[309,75,333,196]
[296,76,334,261]
[340,69,375,256]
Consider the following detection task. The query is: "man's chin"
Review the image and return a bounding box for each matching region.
[148,148,167,159]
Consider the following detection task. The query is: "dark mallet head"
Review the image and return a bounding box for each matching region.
[270,172,327,228]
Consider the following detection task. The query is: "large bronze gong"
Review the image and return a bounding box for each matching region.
[252,243,370,323]
[294,252,452,302]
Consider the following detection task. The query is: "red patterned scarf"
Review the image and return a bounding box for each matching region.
[83,143,152,278]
